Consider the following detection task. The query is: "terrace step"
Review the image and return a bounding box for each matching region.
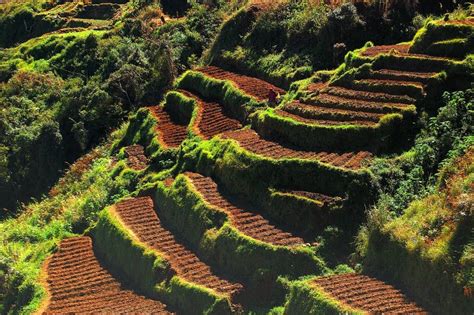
[124,145,148,170]
[274,190,341,207]
[308,93,413,114]
[348,79,426,99]
[76,3,120,20]
[221,129,372,169]
[323,86,416,104]
[184,172,305,247]
[313,273,426,314]
[65,17,113,28]
[282,101,383,124]
[178,90,242,139]
[275,109,378,126]
[196,66,285,102]
[368,69,439,84]
[148,106,188,148]
[44,237,172,314]
[361,44,454,71]
[114,197,243,299]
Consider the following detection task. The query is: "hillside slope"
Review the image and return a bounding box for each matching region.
[1,1,473,314]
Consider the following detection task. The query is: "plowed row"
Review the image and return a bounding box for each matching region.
[282,54,441,128]
[279,103,381,126]
[114,197,243,297]
[361,44,449,61]
[185,172,304,247]
[322,86,416,104]
[197,66,285,102]
[124,145,148,170]
[179,90,242,139]
[280,190,337,205]
[44,237,171,314]
[221,129,371,170]
[313,273,426,314]
[148,106,188,148]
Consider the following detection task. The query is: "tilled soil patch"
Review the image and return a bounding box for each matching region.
[178,90,242,139]
[283,101,383,123]
[197,66,285,102]
[114,197,243,299]
[313,273,426,314]
[221,129,372,169]
[148,106,188,148]
[185,172,305,247]
[44,236,172,314]
[124,145,148,170]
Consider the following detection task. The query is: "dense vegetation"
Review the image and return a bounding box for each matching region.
[1,0,473,314]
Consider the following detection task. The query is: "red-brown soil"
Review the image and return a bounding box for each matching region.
[114,197,243,298]
[279,190,338,205]
[124,145,148,170]
[148,106,188,148]
[439,18,474,26]
[179,90,242,139]
[276,108,378,126]
[313,273,426,314]
[44,237,172,314]
[362,44,411,57]
[282,101,383,124]
[184,172,304,247]
[361,44,449,60]
[221,129,372,169]
[354,78,425,89]
[197,66,285,102]
[370,69,438,84]
[323,86,416,104]
[281,65,438,129]
[310,93,411,114]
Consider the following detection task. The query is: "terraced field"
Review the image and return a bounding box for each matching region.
[179,90,243,139]
[148,105,188,148]
[221,129,371,169]
[280,63,437,128]
[124,145,148,170]
[113,197,244,300]
[312,273,426,314]
[185,172,305,247]
[40,0,127,34]
[197,66,285,102]
[44,237,172,314]
[33,15,473,314]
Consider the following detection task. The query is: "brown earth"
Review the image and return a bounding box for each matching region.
[185,172,305,247]
[178,90,242,140]
[197,66,285,102]
[310,93,411,114]
[279,190,338,205]
[44,236,172,314]
[361,44,450,60]
[124,145,148,170]
[114,197,243,299]
[323,86,416,104]
[313,273,426,314]
[282,101,383,124]
[221,129,372,169]
[148,105,188,148]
